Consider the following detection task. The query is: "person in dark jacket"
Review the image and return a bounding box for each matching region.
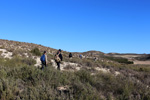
[55,49,63,70]
[69,53,72,58]
[40,51,47,70]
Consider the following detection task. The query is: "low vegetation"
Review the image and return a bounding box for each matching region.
[0,56,150,100]
[105,56,133,64]
[0,39,150,100]
[31,48,41,56]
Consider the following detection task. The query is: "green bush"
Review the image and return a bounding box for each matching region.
[105,56,133,64]
[31,48,41,56]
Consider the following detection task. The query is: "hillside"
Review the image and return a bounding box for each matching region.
[0,39,150,100]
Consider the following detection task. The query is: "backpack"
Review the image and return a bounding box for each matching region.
[40,54,45,62]
[55,54,61,62]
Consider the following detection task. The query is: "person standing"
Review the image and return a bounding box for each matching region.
[40,51,47,70]
[79,54,82,59]
[69,53,72,58]
[54,49,63,70]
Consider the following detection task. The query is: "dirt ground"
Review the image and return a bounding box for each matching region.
[134,60,150,65]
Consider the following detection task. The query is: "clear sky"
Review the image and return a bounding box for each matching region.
[0,0,150,54]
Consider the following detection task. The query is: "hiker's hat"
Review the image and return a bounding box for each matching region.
[59,49,61,52]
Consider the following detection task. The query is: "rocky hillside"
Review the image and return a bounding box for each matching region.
[0,39,150,65]
[0,39,150,100]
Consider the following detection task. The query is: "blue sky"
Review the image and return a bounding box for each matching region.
[0,0,150,53]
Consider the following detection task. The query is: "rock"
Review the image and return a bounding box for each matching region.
[34,56,41,67]
[0,49,13,59]
[95,67,110,73]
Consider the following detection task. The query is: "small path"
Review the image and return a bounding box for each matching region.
[51,60,81,71]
